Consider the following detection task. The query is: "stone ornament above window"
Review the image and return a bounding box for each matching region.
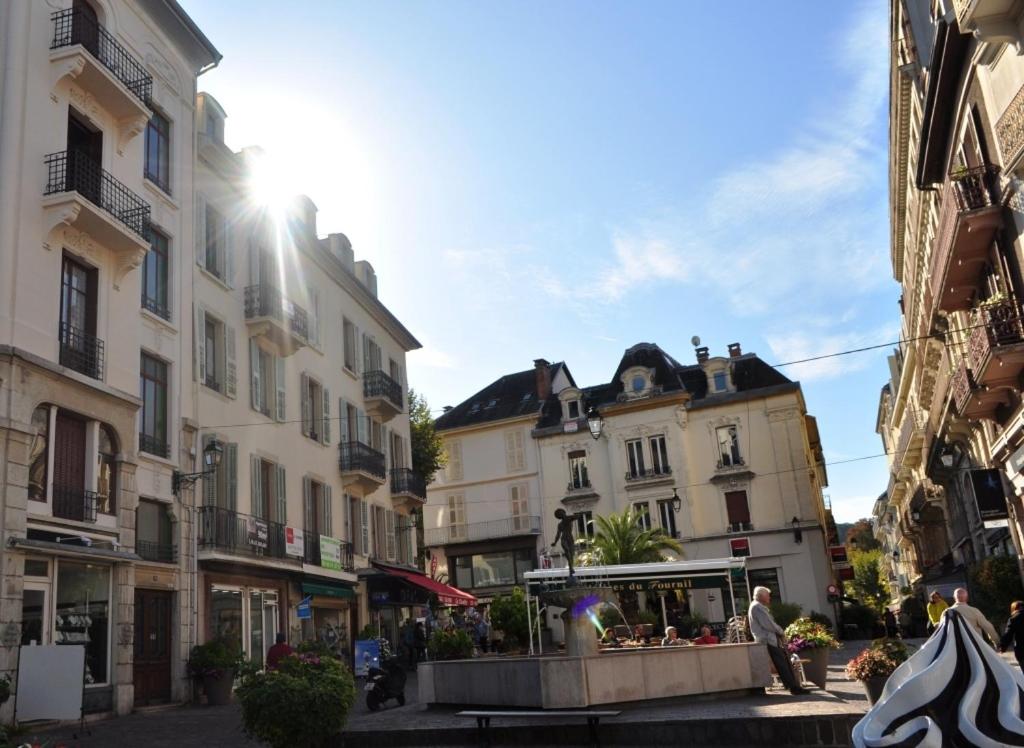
[619,366,656,399]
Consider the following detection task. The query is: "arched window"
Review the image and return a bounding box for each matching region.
[28,406,50,501]
[97,425,118,514]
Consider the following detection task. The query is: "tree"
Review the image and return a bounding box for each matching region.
[845,518,881,552]
[587,508,683,565]
[409,389,446,484]
[489,587,530,649]
[848,549,888,613]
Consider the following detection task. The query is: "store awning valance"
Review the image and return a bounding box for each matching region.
[301,581,355,599]
[379,566,477,607]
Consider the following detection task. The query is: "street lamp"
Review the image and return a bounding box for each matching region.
[586,407,604,440]
[670,488,681,512]
[791,516,803,544]
[172,437,224,497]
[892,549,900,561]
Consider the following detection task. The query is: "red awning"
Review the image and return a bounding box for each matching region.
[383,566,477,607]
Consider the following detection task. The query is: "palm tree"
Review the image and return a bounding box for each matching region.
[588,508,683,565]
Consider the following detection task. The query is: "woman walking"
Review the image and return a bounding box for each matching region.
[999,601,1024,669]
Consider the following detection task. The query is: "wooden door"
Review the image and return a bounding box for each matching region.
[53,412,86,520]
[134,589,172,705]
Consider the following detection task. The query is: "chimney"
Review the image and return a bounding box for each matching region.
[534,358,552,400]
[443,405,453,413]
[696,347,709,364]
[728,342,742,358]
[326,233,355,272]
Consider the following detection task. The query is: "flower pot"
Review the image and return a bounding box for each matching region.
[802,648,829,689]
[860,675,888,705]
[203,670,235,706]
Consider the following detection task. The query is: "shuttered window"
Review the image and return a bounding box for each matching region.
[510,484,529,531]
[448,493,466,540]
[447,440,463,481]
[505,430,525,472]
[725,490,751,527]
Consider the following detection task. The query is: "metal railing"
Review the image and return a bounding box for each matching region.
[50,7,152,106]
[339,441,386,481]
[53,485,98,523]
[303,535,355,572]
[59,322,104,379]
[139,433,169,459]
[141,293,170,321]
[136,540,176,563]
[950,166,997,212]
[567,476,592,492]
[625,464,673,482]
[424,515,541,547]
[243,284,309,341]
[197,505,291,561]
[968,299,1024,374]
[716,456,745,470]
[44,150,151,240]
[951,360,975,415]
[728,521,753,533]
[390,468,426,500]
[363,370,403,411]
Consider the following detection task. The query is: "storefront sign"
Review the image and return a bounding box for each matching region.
[371,591,390,604]
[247,517,268,549]
[297,595,312,620]
[971,468,1009,524]
[609,575,726,594]
[285,527,305,557]
[320,535,342,571]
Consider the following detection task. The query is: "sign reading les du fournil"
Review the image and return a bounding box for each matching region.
[610,576,725,593]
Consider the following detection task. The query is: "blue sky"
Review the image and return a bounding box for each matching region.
[182,1,894,523]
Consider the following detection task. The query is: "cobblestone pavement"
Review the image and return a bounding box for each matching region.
[31,639,1008,748]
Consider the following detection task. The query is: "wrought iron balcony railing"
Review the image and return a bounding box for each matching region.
[363,370,404,411]
[44,150,151,240]
[59,322,104,380]
[53,485,98,523]
[950,166,997,212]
[625,465,672,482]
[50,7,153,106]
[197,505,291,561]
[567,476,592,492]
[339,441,386,481]
[136,540,176,564]
[139,433,170,459]
[390,468,426,500]
[728,521,753,533]
[243,284,309,341]
[967,299,1024,376]
[424,515,542,547]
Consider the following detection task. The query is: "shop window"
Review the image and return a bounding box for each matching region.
[211,587,243,649]
[454,556,472,590]
[748,568,780,600]
[56,561,110,685]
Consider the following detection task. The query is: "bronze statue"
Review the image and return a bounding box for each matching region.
[552,508,580,577]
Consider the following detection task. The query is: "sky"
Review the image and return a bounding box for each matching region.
[181,1,894,523]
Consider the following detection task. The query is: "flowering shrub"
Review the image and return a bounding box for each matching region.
[187,636,243,679]
[845,648,899,681]
[428,628,474,660]
[785,618,841,653]
[236,652,356,748]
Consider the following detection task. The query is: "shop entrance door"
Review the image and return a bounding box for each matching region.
[133,589,172,705]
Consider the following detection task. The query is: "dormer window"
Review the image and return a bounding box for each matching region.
[558,387,584,422]
[620,366,654,399]
[713,372,727,392]
[567,400,581,419]
[631,375,646,393]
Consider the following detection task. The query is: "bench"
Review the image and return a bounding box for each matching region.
[456,709,621,747]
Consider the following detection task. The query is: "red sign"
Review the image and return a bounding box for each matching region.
[827,584,838,595]
[829,546,848,564]
[430,556,438,577]
[729,538,750,558]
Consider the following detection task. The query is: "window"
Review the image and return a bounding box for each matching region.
[250,340,284,420]
[446,441,463,481]
[748,568,780,599]
[137,499,173,562]
[447,493,466,540]
[372,505,388,558]
[567,400,581,420]
[568,450,589,490]
[300,374,330,444]
[725,490,751,532]
[56,561,110,685]
[144,111,170,193]
[649,435,669,475]
[141,229,170,319]
[343,318,357,372]
[97,425,117,515]
[139,353,169,457]
[713,372,727,392]
[209,586,278,669]
[59,254,100,378]
[717,426,742,467]
[626,439,646,478]
[303,478,332,564]
[657,499,678,538]
[575,510,594,540]
[251,456,285,523]
[203,437,237,509]
[633,502,651,530]
[204,203,226,279]
[451,549,535,589]
[505,430,526,472]
[510,484,529,531]
[198,311,236,398]
[204,317,221,391]
[454,556,472,590]
[28,406,49,501]
[363,334,382,373]
[389,358,403,387]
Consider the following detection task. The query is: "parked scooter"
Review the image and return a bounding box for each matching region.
[365,640,407,710]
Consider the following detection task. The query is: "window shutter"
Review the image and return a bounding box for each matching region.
[725,491,750,525]
[195,307,206,383]
[195,194,206,267]
[354,325,361,374]
[223,218,234,287]
[382,426,390,471]
[250,455,263,519]
[303,476,314,532]
[322,387,331,444]
[275,356,286,421]
[323,485,333,537]
[226,443,238,511]
[309,287,320,347]
[275,464,287,524]
[447,441,463,481]
[360,500,369,555]
[300,372,311,436]
[203,434,216,506]
[224,325,237,398]
[386,510,395,560]
[357,409,367,444]
[249,339,262,411]
[339,399,348,443]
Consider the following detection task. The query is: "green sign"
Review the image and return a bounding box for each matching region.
[301,582,354,599]
[319,535,342,571]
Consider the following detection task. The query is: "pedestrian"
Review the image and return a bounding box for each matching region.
[266,632,293,670]
[747,586,808,695]
[477,614,490,653]
[926,591,948,634]
[1000,601,1024,669]
[402,619,416,670]
[950,588,999,646]
[884,608,898,639]
[414,621,427,664]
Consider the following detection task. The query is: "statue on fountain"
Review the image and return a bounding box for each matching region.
[552,508,580,578]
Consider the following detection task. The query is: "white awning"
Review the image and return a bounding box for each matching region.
[523,557,746,583]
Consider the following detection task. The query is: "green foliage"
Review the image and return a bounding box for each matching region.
[809,611,834,631]
[784,617,841,651]
[409,389,446,485]
[674,612,707,638]
[899,595,925,621]
[769,601,803,629]
[428,628,474,661]
[187,635,243,678]
[970,555,1024,629]
[297,638,337,659]
[236,653,356,748]
[357,624,381,641]
[634,609,659,626]
[871,637,911,664]
[849,549,889,613]
[490,587,529,647]
[845,519,882,552]
[841,603,879,637]
[587,508,684,565]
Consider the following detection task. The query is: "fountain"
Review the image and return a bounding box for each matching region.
[537,586,616,657]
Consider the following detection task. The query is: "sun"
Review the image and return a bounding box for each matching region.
[246,149,293,217]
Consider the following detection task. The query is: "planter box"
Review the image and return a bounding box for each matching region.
[860,675,887,705]
[802,648,829,689]
[203,671,234,706]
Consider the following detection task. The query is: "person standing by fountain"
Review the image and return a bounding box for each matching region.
[552,508,580,577]
[748,586,808,695]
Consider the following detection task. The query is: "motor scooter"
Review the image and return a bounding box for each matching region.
[365,641,407,710]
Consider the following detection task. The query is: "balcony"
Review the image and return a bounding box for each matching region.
[244,284,309,356]
[197,506,292,563]
[424,515,542,547]
[728,521,753,533]
[363,370,403,421]
[929,167,1002,315]
[563,477,599,507]
[339,441,386,493]
[390,468,426,510]
[967,299,1024,391]
[951,360,1006,421]
[303,534,355,572]
[136,540,176,564]
[893,408,927,480]
[58,322,104,380]
[53,486,98,523]
[139,432,170,459]
[954,0,1024,49]
[43,150,151,266]
[624,464,673,489]
[49,8,152,140]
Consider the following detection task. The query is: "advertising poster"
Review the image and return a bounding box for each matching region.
[320,535,342,570]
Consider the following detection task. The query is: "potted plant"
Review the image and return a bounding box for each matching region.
[0,674,11,705]
[427,628,474,661]
[188,636,242,706]
[846,639,909,705]
[785,617,841,689]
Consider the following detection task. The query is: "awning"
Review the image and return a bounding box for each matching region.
[379,566,476,607]
[301,581,355,599]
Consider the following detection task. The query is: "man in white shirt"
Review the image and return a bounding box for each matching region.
[748,586,808,695]
[950,588,999,646]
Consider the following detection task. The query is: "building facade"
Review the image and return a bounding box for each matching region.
[875,0,1024,600]
[425,342,834,630]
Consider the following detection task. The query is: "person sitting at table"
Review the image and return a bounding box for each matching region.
[600,629,620,647]
[691,625,720,645]
[632,624,650,644]
[661,626,685,646]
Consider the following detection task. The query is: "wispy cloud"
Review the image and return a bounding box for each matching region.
[765,321,900,382]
